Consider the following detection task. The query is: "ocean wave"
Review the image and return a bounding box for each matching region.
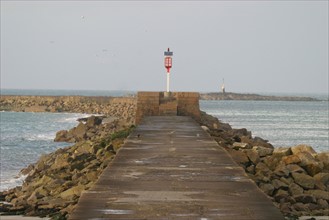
[0,174,27,191]
[23,133,55,141]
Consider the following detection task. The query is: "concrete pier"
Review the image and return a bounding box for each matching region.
[70,116,285,220]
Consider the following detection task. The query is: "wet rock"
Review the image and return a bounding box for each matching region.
[54,130,69,142]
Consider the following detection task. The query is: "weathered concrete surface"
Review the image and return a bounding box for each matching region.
[70,116,285,220]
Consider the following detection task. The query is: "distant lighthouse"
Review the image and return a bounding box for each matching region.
[221,78,226,94]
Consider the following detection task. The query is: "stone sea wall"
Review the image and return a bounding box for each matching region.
[0,95,136,124]
[199,112,329,218]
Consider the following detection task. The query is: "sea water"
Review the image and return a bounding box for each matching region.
[0,112,89,191]
[200,100,329,152]
[0,89,328,191]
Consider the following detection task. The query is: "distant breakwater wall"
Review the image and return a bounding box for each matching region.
[200,92,320,101]
[0,96,136,124]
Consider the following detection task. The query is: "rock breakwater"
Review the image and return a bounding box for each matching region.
[198,112,329,218]
[200,92,320,101]
[0,96,136,124]
[0,116,134,219]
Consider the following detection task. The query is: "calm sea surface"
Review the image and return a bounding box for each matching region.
[0,89,328,191]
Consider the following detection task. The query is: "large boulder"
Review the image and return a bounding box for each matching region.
[288,182,304,196]
[291,145,316,155]
[316,152,329,171]
[71,122,87,141]
[282,155,301,165]
[273,147,292,158]
[54,130,69,142]
[252,146,273,157]
[86,116,103,128]
[226,149,249,166]
[233,142,251,150]
[305,189,329,201]
[292,172,315,189]
[296,152,323,176]
[313,172,329,186]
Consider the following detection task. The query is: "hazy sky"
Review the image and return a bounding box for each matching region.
[1,1,328,93]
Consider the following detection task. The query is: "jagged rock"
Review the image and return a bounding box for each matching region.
[60,185,86,200]
[245,149,260,164]
[280,177,294,185]
[54,130,69,142]
[229,128,252,139]
[316,152,329,171]
[226,149,249,166]
[293,194,317,204]
[272,179,288,190]
[273,147,292,158]
[274,163,290,177]
[233,142,251,150]
[252,146,273,157]
[274,189,290,203]
[313,172,329,186]
[305,189,329,201]
[259,183,275,196]
[86,116,103,128]
[27,191,44,204]
[282,155,301,165]
[286,164,306,174]
[291,145,316,155]
[317,199,329,209]
[289,182,304,196]
[263,156,282,171]
[292,172,315,189]
[296,152,323,176]
[73,122,88,141]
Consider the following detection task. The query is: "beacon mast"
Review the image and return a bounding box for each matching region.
[164,48,173,93]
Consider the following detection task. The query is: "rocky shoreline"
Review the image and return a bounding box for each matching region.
[200,92,321,101]
[0,115,135,219]
[0,96,328,219]
[198,112,329,219]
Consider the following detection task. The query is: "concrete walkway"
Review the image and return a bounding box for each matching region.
[70,116,285,220]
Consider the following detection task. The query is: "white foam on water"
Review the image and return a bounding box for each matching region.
[0,174,28,191]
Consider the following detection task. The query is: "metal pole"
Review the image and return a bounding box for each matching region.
[166,72,170,92]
